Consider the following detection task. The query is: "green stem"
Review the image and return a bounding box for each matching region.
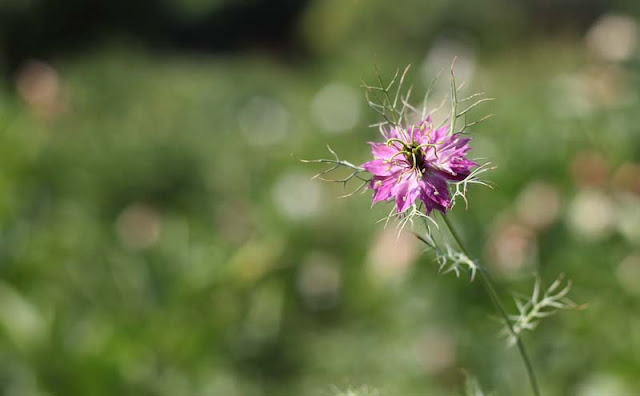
[440,214,541,396]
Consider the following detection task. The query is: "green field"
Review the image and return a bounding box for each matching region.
[1,3,640,395]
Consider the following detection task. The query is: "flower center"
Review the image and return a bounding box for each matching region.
[404,142,427,173]
[385,137,437,174]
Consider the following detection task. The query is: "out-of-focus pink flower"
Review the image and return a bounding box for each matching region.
[362,116,476,214]
[16,60,66,119]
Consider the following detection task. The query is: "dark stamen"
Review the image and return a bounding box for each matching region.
[404,143,427,173]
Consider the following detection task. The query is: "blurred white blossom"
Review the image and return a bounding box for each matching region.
[586,14,638,62]
[311,83,361,133]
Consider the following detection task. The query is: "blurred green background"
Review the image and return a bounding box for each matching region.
[0,0,640,395]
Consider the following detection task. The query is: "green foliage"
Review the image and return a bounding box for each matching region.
[1,9,640,396]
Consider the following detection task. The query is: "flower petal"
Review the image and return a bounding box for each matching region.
[363,159,401,176]
[392,172,421,212]
[427,134,476,180]
[369,142,397,159]
[418,174,450,213]
[369,174,397,204]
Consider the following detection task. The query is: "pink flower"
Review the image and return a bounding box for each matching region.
[362,117,476,214]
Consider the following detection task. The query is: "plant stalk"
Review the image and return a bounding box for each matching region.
[440,214,541,396]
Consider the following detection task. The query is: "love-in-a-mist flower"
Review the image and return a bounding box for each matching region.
[362,116,476,214]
